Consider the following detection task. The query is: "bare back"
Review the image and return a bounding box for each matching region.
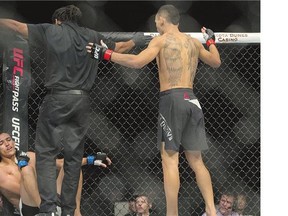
[156,32,199,92]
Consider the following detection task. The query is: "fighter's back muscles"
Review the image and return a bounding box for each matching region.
[157,33,199,91]
[110,33,198,91]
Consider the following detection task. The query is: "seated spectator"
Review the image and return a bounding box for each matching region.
[135,194,156,216]
[202,192,239,216]
[234,194,247,216]
[0,132,111,216]
[124,195,138,216]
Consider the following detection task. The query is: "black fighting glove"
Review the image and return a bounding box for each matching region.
[87,152,107,166]
[90,43,113,61]
[202,28,216,47]
[16,151,30,169]
[131,32,152,47]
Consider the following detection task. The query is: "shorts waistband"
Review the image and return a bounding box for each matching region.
[47,89,88,95]
[160,88,194,97]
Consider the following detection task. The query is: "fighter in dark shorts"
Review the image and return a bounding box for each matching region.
[21,202,39,216]
[158,88,208,152]
[0,196,21,216]
[88,4,221,216]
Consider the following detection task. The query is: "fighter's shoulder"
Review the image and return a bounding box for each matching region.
[189,36,201,44]
[151,34,165,41]
[187,36,202,49]
[149,34,166,47]
[152,33,174,44]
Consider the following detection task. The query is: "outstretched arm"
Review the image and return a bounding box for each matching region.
[103,32,152,54]
[55,156,112,169]
[197,27,221,68]
[83,152,112,168]
[111,37,160,68]
[114,40,135,53]
[0,19,28,39]
[87,36,161,69]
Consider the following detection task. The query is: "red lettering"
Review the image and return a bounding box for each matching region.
[13,66,23,76]
[13,48,24,77]
[13,48,23,59]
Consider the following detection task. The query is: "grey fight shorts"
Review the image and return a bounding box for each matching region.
[157,88,209,152]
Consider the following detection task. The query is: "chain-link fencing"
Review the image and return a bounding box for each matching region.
[1,36,260,216]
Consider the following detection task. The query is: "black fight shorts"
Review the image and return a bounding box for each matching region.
[21,203,39,216]
[157,88,209,152]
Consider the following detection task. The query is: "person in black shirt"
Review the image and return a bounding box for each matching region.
[0,5,150,216]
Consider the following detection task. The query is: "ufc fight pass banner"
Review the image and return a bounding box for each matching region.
[2,35,31,151]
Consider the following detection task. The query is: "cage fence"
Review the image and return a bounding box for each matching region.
[0,33,260,216]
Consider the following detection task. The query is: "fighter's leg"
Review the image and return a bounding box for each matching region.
[20,165,41,208]
[160,142,180,216]
[185,151,216,216]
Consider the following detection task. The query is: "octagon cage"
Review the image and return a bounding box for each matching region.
[0,32,260,216]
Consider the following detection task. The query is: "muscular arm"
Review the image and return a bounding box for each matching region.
[196,39,221,68]
[114,40,135,53]
[111,37,161,68]
[0,19,28,39]
[56,156,111,167]
[114,32,151,53]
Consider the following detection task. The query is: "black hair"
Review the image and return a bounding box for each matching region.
[157,4,180,25]
[51,5,82,24]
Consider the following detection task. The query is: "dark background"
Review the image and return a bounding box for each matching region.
[0,1,261,215]
[0,1,260,32]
